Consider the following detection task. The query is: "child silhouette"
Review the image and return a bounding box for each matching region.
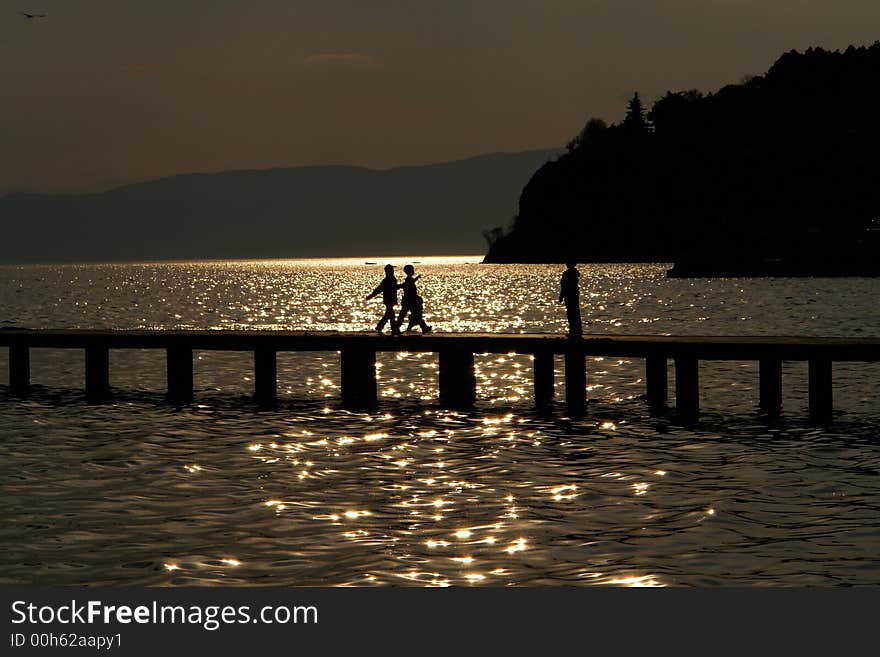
[396,264,432,333]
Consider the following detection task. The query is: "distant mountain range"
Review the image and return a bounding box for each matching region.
[0,149,558,264]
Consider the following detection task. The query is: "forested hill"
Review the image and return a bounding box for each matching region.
[483,43,880,275]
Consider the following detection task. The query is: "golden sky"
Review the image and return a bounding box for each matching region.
[3,1,879,192]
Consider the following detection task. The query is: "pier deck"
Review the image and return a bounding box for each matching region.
[2,329,878,421]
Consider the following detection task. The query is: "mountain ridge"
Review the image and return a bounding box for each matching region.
[0,149,559,264]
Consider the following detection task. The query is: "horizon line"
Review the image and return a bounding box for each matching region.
[0,254,489,268]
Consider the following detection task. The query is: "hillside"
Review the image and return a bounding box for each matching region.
[483,44,880,275]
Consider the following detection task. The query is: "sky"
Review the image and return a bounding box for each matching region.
[2,1,880,193]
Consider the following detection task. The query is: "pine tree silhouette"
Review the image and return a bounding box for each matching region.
[622,92,650,133]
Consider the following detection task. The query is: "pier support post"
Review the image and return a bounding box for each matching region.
[564,350,587,417]
[254,349,277,407]
[674,356,699,417]
[166,346,194,405]
[439,350,476,410]
[645,355,668,406]
[9,343,30,395]
[341,349,377,410]
[533,352,555,408]
[85,344,110,401]
[808,359,832,424]
[759,358,782,414]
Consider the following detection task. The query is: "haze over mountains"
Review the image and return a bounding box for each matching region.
[0,150,558,264]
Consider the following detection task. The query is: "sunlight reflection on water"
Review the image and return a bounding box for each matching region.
[0,259,879,586]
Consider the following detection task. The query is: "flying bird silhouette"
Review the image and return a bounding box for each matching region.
[20,12,48,19]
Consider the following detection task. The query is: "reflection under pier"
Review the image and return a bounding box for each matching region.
[2,330,879,423]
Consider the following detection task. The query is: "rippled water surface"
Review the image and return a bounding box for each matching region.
[1,258,879,586]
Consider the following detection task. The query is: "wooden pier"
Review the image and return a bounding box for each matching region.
[1,329,878,422]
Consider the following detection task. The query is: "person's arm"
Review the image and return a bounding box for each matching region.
[559,276,565,303]
[366,283,381,300]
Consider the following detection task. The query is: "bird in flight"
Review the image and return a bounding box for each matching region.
[20,12,48,19]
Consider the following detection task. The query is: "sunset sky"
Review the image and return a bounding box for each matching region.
[3,1,879,193]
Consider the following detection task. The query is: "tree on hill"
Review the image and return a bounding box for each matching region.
[566,117,609,152]
[621,92,650,134]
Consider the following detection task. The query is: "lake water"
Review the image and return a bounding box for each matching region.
[1,258,879,586]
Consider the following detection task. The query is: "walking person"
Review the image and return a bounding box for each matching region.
[396,264,432,333]
[559,260,582,338]
[366,264,402,335]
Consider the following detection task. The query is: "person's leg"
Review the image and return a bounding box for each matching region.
[377,305,394,332]
[413,302,431,332]
[566,301,582,337]
[396,305,409,331]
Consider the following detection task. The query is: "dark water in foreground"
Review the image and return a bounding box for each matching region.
[1,258,879,586]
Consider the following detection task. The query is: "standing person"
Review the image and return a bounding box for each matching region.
[559,260,582,338]
[366,264,402,335]
[396,264,432,333]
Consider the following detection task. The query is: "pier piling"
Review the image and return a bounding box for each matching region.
[564,350,587,417]
[166,346,194,405]
[340,348,378,410]
[645,355,668,406]
[85,344,110,401]
[438,350,476,410]
[808,359,832,424]
[759,358,783,414]
[533,352,555,407]
[254,348,277,406]
[9,343,30,395]
[674,355,699,416]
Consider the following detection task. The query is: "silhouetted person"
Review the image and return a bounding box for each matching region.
[366,264,402,335]
[559,261,582,337]
[396,264,432,333]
